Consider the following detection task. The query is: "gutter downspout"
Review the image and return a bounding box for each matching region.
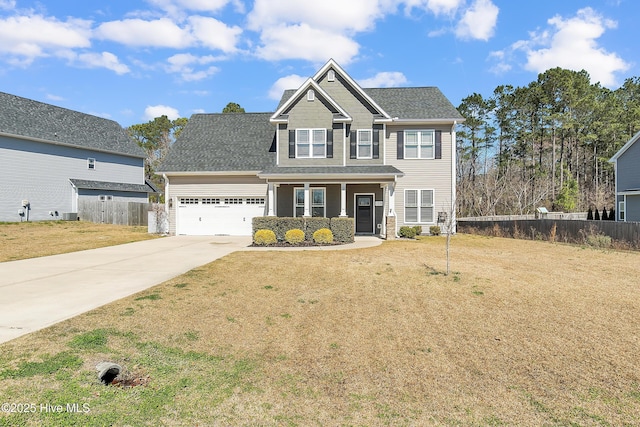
[451,121,457,234]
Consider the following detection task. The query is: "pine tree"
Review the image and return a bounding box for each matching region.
[609,207,616,220]
[601,208,608,221]
[594,208,601,220]
[587,207,593,220]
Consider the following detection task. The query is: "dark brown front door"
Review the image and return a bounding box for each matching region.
[355,195,374,233]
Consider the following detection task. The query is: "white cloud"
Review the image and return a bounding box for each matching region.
[0,0,16,10]
[187,16,241,52]
[268,74,307,100]
[95,18,192,48]
[403,0,463,16]
[166,53,220,81]
[256,24,360,64]
[0,14,92,61]
[499,7,629,87]
[247,0,392,34]
[96,16,242,53]
[75,51,131,75]
[144,105,181,121]
[147,0,231,13]
[46,93,65,101]
[455,0,499,41]
[358,71,408,87]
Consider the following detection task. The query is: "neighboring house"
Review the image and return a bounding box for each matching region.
[0,92,153,222]
[610,130,640,222]
[158,59,463,237]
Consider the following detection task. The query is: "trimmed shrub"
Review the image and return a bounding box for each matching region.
[285,228,305,244]
[253,217,303,241]
[609,207,615,220]
[587,208,593,220]
[330,217,355,243]
[601,208,608,221]
[413,225,423,236]
[594,209,600,221]
[304,217,331,241]
[254,229,276,245]
[429,225,441,236]
[313,228,334,244]
[399,226,417,238]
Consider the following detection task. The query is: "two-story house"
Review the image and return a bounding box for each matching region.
[0,91,153,222]
[158,59,463,237]
[610,130,640,222]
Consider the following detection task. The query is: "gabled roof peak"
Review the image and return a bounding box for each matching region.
[270,77,352,123]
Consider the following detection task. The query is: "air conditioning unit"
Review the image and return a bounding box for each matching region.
[62,213,78,221]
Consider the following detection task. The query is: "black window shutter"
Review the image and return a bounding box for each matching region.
[397,131,404,159]
[289,130,295,158]
[373,127,380,159]
[350,130,357,159]
[435,130,442,159]
[327,129,333,158]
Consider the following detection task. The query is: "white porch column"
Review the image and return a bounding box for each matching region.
[388,182,396,216]
[303,183,311,217]
[340,183,347,217]
[267,182,275,216]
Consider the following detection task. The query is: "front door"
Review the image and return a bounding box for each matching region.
[355,195,374,234]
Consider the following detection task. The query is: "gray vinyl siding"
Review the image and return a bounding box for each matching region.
[0,135,144,222]
[617,140,640,191]
[386,125,454,228]
[626,195,640,222]
[318,75,384,167]
[278,95,341,167]
[166,175,267,234]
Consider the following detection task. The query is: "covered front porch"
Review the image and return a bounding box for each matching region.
[258,166,404,238]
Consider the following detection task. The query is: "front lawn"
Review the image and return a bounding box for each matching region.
[1,235,639,426]
[0,221,158,262]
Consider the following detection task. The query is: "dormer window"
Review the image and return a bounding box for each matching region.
[327,70,335,82]
[307,89,315,101]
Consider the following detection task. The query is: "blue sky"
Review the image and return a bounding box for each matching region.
[1,0,638,127]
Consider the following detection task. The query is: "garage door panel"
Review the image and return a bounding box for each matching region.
[176,197,264,236]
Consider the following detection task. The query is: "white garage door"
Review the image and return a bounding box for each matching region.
[176,197,265,236]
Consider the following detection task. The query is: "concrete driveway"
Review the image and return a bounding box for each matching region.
[0,236,251,344]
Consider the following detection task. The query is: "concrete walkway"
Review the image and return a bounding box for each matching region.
[0,235,382,344]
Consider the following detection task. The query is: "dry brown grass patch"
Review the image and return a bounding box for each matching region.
[0,221,157,262]
[1,235,640,425]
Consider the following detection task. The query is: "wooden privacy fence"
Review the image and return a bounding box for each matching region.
[78,200,149,226]
[458,219,640,248]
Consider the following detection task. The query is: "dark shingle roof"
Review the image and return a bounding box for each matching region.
[277,87,463,121]
[0,92,145,158]
[69,179,157,193]
[363,88,464,120]
[158,113,276,172]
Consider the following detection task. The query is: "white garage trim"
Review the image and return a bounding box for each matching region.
[176,196,266,236]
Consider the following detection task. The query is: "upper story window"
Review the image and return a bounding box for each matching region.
[357,130,373,159]
[296,129,326,158]
[87,158,96,170]
[404,130,434,159]
[327,70,335,82]
[307,89,315,101]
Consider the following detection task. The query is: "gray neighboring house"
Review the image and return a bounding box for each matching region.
[610,130,640,222]
[0,91,153,222]
[158,59,464,237]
